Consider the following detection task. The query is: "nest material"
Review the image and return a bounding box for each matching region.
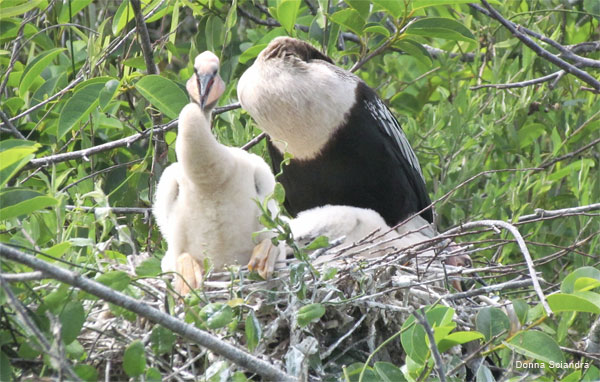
[74,234,514,381]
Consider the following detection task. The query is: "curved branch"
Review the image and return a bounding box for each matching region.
[442,219,552,317]
[0,243,297,382]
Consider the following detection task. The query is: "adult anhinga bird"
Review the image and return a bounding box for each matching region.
[237,37,433,227]
[153,51,277,295]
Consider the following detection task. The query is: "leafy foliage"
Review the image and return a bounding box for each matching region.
[0,0,599,381]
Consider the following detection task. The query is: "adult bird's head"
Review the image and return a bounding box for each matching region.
[187,51,225,111]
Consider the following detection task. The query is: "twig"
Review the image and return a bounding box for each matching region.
[322,314,366,359]
[0,271,46,282]
[0,109,25,139]
[241,131,267,151]
[414,309,446,382]
[538,136,600,169]
[475,1,600,91]
[470,70,562,90]
[65,205,150,215]
[0,243,297,382]
[443,277,534,300]
[130,0,158,75]
[517,203,600,223]
[0,274,81,380]
[443,220,552,316]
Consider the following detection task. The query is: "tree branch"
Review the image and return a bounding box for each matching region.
[130,0,158,75]
[442,220,552,317]
[473,1,600,91]
[517,203,600,223]
[414,309,446,382]
[470,70,563,90]
[0,243,297,382]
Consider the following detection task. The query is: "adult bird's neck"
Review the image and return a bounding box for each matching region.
[176,103,233,188]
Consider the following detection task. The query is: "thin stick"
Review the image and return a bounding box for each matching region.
[443,220,552,316]
[0,243,296,382]
[414,309,446,382]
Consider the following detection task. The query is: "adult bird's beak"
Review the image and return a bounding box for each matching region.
[194,68,215,109]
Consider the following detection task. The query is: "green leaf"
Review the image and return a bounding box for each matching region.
[0,140,40,188]
[548,159,594,182]
[574,277,600,292]
[245,310,262,352]
[400,315,428,365]
[74,363,97,381]
[372,0,404,18]
[406,17,476,42]
[0,351,12,382]
[561,266,600,293]
[57,0,94,23]
[135,75,188,119]
[99,79,120,110]
[145,367,162,382]
[135,258,162,277]
[329,8,365,36]
[393,39,432,67]
[276,0,301,35]
[57,79,110,140]
[239,44,268,64]
[518,122,546,148]
[112,0,134,36]
[205,15,224,53]
[374,361,407,382]
[411,0,476,10]
[0,0,43,18]
[123,340,146,377]
[19,48,66,96]
[297,303,326,327]
[547,292,600,314]
[273,182,286,204]
[344,0,370,19]
[475,307,510,341]
[0,191,58,220]
[512,299,529,325]
[364,24,390,38]
[304,235,329,251]
[199,303,234,329]
[506,331,565,365]
[149,326,176,355]
[96,271,131,291]
[437,331,484,353]
[59,301,85,344]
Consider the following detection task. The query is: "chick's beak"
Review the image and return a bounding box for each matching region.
[194,68,215,109]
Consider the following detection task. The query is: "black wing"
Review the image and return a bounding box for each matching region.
[362,88,433,223]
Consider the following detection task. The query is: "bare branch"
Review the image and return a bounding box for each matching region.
[443,278,535,300]
[0,109,26,139]
[473,1,600,91]
[241,131,267,151]
[0,271,45,282]
[538,136,600,169]
[130,0,158,75]
[0,243,297,382]
[518,203,600,223]
[442,220,552,316]
[414,309,446,382]
[65,205,150,215]
[470,70,563,90]
[0,274,81,380]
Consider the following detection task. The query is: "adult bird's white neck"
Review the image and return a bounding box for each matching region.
[238,37,358,160]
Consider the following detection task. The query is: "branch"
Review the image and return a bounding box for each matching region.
[241,131,267,151]
[0,274,81,380]
[443,277,535,300]
[130,0,158,75]
[517,203,600,223]
[538,136,600,169]
[0,243,296,382]
[414,309,446,382]
[0,109,25,139]
[22,102,239,171]
[0,271,45,282]
[474,1,600,91]
[470,70,562,90]
[442,220,552,317]
[65,205,150,215]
